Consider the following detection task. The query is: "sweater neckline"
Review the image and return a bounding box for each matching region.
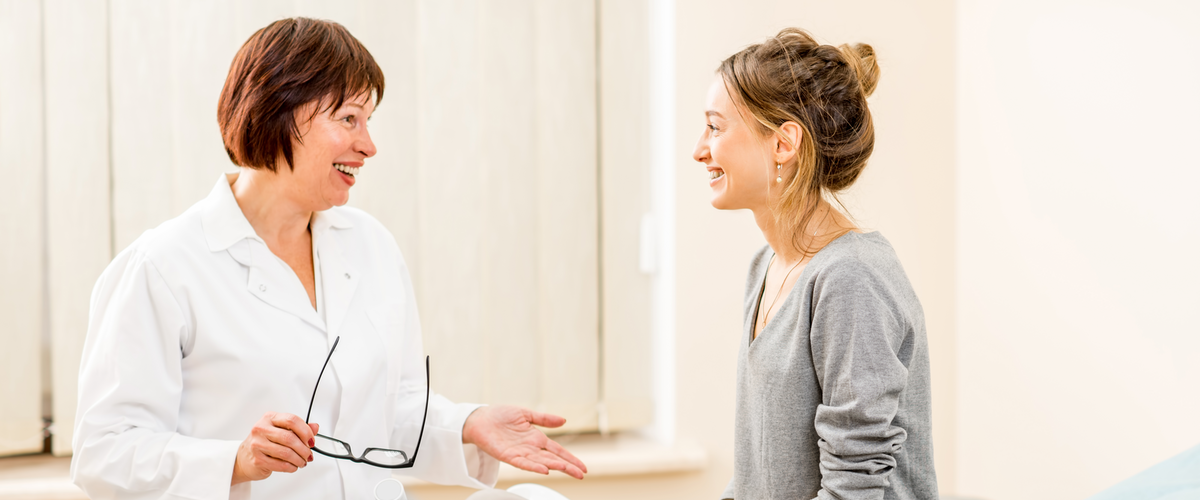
[747,231,876,347]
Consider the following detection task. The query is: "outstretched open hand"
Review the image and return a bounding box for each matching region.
[462,405,588,480]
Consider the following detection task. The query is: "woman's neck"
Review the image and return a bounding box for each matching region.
[752,199,849,266]
[229,167,313,248]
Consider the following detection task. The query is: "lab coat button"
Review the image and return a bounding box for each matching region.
[345,273,351,279]
[259,284,266,292]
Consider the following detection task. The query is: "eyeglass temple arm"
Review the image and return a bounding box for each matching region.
[408,355,431,464]
[305,336,341,424]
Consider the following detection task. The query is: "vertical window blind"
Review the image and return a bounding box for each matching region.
[0,0,656,457]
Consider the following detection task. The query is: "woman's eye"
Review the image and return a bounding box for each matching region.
[707,123,719,133]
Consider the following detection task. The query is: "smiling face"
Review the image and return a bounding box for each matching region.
[285,92,378,210]
[693,77,778,211]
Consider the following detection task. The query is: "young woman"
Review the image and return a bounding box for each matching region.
[693,29,938,499]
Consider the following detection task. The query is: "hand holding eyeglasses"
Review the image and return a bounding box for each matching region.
[461,406,588,480]
[230,337,588,485]
[231,412,319,485]
[231,336,421,485]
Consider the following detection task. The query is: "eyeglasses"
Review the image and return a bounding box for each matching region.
[304,336,429,469]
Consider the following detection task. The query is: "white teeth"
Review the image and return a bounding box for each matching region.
[334,164,359,177]
[710,170,724,180]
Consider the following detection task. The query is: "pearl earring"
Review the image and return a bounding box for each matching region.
[776,164,782,183]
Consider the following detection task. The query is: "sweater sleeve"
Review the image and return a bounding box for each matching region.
[71,248,243,500]
[808,258,909,500]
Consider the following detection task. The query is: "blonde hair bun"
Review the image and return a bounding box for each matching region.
[839,43,879,97]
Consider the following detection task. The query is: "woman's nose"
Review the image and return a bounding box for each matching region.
[693,134,709,164]
[358,128,378,158]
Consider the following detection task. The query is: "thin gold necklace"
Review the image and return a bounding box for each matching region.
[756,207,833,336]
[757,254,805,334]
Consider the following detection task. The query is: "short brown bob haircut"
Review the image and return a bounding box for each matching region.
[218,17,384,172]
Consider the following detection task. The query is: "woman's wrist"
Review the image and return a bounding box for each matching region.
[231,459,248,485]
[462,406,487,445]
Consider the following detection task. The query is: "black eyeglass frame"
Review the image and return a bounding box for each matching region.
[304,336,430,469]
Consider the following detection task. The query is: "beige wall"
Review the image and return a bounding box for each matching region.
[0,0,48,458]
[956,1,1200,499]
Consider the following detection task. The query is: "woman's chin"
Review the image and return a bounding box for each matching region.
[328,194,350,207]
[318,189,351,209]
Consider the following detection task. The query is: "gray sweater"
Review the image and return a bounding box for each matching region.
[721,232,938,500]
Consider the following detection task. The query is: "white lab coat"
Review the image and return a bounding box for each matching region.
[71,174,499,499]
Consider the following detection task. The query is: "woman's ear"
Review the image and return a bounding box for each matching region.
[774,121,803,165]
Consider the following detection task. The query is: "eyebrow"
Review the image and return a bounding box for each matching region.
[336,102,374,120]
[705,110,724,119]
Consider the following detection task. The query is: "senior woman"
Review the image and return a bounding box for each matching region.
[71,18,584,500]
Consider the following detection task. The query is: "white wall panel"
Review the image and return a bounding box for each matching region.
[533,0,600,431]
[0,0,48,458]
[348,0,605,429]
[167,0,240,207]
[108,0,242,251]
[415,0,488,405]
[110,0,173,251]
[405,0,601,431]
[44,0,113,457]
[478,0,541,410]
[348,0,420,263]
[231,0,297,40]
[599,0,655,431]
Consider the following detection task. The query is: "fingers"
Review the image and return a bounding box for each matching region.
[539,449,585,480]
[270,412,317,447]
[269,432,312,467]
[235,413,317,484]
[255,452,303,474]
[526,411,567,429]
[562,463,585,480]
[544,438,588,474]
[525,449,584,480]
[252,423,311,469]
[558,462,585,480]
[507,455,550,475]
[260,414,313,463]
[256,439,310,470]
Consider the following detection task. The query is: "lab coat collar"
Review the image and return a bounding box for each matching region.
[200,173,359,336]
[201,173,259,252]
[200,173,356,253]
[310,204,355,240]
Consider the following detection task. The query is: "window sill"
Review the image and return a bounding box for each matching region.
[397,433,707,487]
[0,454,83,500]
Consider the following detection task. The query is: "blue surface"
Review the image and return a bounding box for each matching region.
[1088,443,1200,500]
